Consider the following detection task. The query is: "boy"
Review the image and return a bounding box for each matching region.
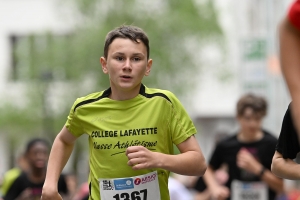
[202,94,283,200]
[41,25,206,200]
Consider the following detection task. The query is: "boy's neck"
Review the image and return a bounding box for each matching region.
[109,84,142,101]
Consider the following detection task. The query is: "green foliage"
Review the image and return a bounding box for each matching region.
[12,0,224,93]
[0,104,38,136]
[68,0,224,94]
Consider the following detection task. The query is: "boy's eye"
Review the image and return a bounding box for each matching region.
[115,56,124,61]
[133,57,141,61]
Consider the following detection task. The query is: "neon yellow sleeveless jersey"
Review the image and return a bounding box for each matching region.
[65,84,197,200]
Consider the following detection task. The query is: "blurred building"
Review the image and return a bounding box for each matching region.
[0,0,74,177]
[0,0,296,184]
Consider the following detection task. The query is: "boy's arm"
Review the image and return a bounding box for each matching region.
[41,126,78,200]
[202,167,230,200]
[271,151,300,180]
[126,135,207,176]
[168,135,206,175]
[279,17,300,139]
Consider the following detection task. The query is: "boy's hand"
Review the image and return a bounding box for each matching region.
[41,188,62,200]
[126,146,159,170]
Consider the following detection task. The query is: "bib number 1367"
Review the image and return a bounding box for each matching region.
[113,189,147,200]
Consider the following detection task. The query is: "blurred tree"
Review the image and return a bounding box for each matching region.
[66,0,224,94]
[0,0,224,171]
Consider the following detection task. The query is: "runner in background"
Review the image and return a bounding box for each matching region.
[0,154,28,198]
[202,94,283,200]
[3,138,69,200]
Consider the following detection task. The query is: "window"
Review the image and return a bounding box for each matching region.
[10,33,73,81]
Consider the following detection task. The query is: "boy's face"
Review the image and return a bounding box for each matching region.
[237,107,263,135]
[100,38,152,95]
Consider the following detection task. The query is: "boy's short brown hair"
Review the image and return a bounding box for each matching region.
[103,25,150,59]
[236,93,267,117]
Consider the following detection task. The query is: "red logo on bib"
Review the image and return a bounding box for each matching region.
[134,178,141,185]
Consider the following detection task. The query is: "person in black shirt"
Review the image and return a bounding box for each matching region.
[202,94,283,200]
[272,103,300,179]
[3,138,69,200]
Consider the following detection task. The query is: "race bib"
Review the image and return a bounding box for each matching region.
[231,180,268,200]
[99,171,161,200]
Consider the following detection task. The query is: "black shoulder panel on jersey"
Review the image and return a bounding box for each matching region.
[139,84,172,103]
[73,88,111,112]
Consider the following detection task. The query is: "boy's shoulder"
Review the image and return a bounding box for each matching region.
[76,90,107,102]
[143,85,177,103]
[72,85,180,109]
[144,86,172,94]
[71,89,108,112]
[76,87,112,103]
[75,86,177,100]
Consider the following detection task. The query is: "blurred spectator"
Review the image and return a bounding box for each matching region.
[3,138,69,200]
[0,154,28,197]
[202,94,283,200]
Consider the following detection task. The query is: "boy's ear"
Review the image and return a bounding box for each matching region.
[145,59,153,76]
[100,57,108,74]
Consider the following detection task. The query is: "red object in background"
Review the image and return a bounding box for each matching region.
[288,0,300,30]
[287,189,300,200]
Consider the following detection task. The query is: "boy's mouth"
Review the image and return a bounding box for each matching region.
[121,75,132,79]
